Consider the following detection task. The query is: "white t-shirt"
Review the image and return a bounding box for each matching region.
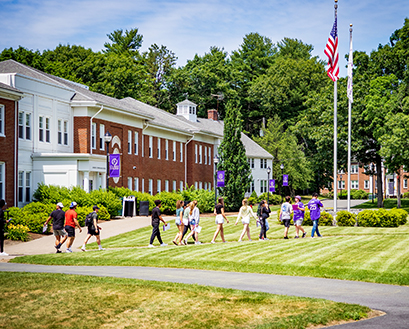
[281,202,292,220]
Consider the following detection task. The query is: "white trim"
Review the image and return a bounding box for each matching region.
[0,105,4,137]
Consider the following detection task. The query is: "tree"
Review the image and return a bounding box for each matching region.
[254,116,312,196]
[103,28,143,57]
[217,100,252,211]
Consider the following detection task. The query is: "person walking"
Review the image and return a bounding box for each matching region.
[293,196,307,238]
[64,202,82,253]
[0,199,11,256]
[211,197,229,243]
[180,201,191,244]
[44,202,67,253]
[148,200,168,247]
[172,200,184,245]
[259,200,271,241]
[184,201,201,245]
[307,192,324,238]
[235,199,257,242]
[81,206,104,251]
[279,196,293,239]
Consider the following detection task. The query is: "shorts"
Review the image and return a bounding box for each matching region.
[190,219,196,226]
[175,218,181,226]
[294,219,304,226]
[282,219,291,228]
[215,214,224,224]
[87,226,99,236]
[182,219,189,226]
[65,225,75,237]
[241,216,250,224]
[53,229,67,237]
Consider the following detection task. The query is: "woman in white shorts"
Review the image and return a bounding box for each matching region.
[235,199,257,242]
[184,201,201,245]
[211,197,229,243]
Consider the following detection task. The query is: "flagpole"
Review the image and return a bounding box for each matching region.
[347,24,353,213]
[333,0,338,214]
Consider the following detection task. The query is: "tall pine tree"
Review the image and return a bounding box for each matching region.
[217,100,252,211]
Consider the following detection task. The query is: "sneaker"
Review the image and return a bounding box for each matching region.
[318,235,323,238]
[238,239,242,242]
[160,243,168,247]
[0,252,9,256]
[65,249,73,253]
[284,236,289,239]
[184,238,188,245]
[211,241,215,244]
[264,238,269,241]
[259,238,264,241]
[56,250,62,253]
[249,239,252,242]
[172,240,178,246]
[195,241,202,245]
[98,247,105,251]
[302,232,307,238]
[294,236,299,239]
[148,244,155,248]
[81,247,86,252]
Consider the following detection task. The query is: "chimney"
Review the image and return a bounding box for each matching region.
[208,109,218,121]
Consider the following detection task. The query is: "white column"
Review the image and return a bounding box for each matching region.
[83,171,89,193]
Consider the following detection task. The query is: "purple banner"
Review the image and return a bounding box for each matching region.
[217,170,225,187]
[283,174,289,187]
[109,154,120,178]
[269,179,275,192]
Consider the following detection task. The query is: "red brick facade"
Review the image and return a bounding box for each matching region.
[0,97,18,206]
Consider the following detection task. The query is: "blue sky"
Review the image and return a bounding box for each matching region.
[1,0,408,77]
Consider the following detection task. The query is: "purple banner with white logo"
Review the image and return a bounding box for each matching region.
[217,171,225,187]
[269,179,275,192]
[109,154,120,178]
[283,174,289,187]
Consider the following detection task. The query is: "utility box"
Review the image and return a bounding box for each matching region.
[122,196,136,217]
[139,201,149,216]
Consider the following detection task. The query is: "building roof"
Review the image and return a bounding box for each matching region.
[176,99,197,107]
[0,81,22,94]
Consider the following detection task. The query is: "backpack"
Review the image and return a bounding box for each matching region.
[85,212,93,227]
[257,203,262,217]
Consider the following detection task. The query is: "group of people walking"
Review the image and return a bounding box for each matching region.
[149,193,325,246]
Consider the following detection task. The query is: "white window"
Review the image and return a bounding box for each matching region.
[351,180,359,189]
[204,182,208,190]
[351,164,359,174]
[157,179,161,193]
[58,120,62,144]
[180,142,183,162]
[25,172,31,202]
[338,180,346,189]
[260,180,267,193]
[25,113,31,140]
[247,158,255,168]
[142,135,144,157]
[209,182,212,191]
[126,130,132,154]
[0,162,4,200]
[204,146,207,164]
[157,137,161,159]
[247,180,255,193]
[173,141,176,161]
[208,147,211,166]
[199,145,202,164]
[18,171,24,202]
[148,179,153,195]
[18,112,24,139]
[364,180,369,189]
[199,181,202,189]
[0,105,4,136]
[165,180,169,192]
[142,178,145,193]
[149,136,153,158]
[195,181,198,189]
[173,180,177,192]
[128,177,132,190]
[195,144,198,163]
[134,177,139,192]
[260,159,267,169]
[91,122,96,149]
[180,181,183,191]
[134,132,138,155]
[63,121,68,145]
[165,139,169,160]
[45,117,50,143]
[39,116,44,142]
[404,179,408,189]
[99,124,105,150]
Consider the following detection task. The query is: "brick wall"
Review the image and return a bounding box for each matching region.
[0,97,17,206]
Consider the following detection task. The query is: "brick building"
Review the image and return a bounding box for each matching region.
[0,60,273,206]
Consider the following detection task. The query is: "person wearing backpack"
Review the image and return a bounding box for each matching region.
[81,205,104,251]
[279,196,293,239]
[259,200,271,241]
[44,202,67,253]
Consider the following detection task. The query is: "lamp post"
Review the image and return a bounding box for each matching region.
[213,155,219,206]
[267,166,271,207]
[339,174,343,199]
[280,163,284,203]
[104,131,112,190]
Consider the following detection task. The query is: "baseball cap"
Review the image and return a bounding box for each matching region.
[93,205,100,210]
[57,202,64,208]
[295,196,301,201]
[70,201,77,208]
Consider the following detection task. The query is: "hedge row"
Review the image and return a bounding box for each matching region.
[323,189,370,200]
[335,208,408,227]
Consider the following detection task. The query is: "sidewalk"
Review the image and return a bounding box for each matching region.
[0,215,156,259]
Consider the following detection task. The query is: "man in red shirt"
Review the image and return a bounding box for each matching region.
[64,202,82,253]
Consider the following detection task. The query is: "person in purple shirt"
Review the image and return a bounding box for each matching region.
[307,192,324,238]
[293,196,307,239]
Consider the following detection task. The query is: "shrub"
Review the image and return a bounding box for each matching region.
[97,205,111,221]
[352,189,369,200]
[6,224,30,241]
[389,208,408,226]
[156,191,181,214]
[87,189,122,217]
[277,210,333,226]
[257,193,281,205]
[357,209,405,227]
[336,211,356,226]
[403,192,409,199]
[357,210,377,227]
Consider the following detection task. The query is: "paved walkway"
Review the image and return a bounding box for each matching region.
[0,263,408,328]
[321,199,369,210]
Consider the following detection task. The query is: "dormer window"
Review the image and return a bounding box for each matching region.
[176,99,198,122]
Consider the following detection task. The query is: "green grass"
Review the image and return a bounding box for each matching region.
[0,272,371,329]
[13,217,409,286]
[353,198,409,212]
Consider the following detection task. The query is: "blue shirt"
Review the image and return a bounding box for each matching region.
[307,199,323,220]
[293,202,304,221]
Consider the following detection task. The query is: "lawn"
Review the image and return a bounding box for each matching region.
[353,198,409,212]
[0,272,371,329]
[13,216,409,286]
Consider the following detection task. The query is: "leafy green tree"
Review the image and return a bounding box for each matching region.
[217,100,252,211]
[0,46,44,70]
[103,28,143,57]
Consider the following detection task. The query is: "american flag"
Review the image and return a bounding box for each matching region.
[324,16,339,82]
